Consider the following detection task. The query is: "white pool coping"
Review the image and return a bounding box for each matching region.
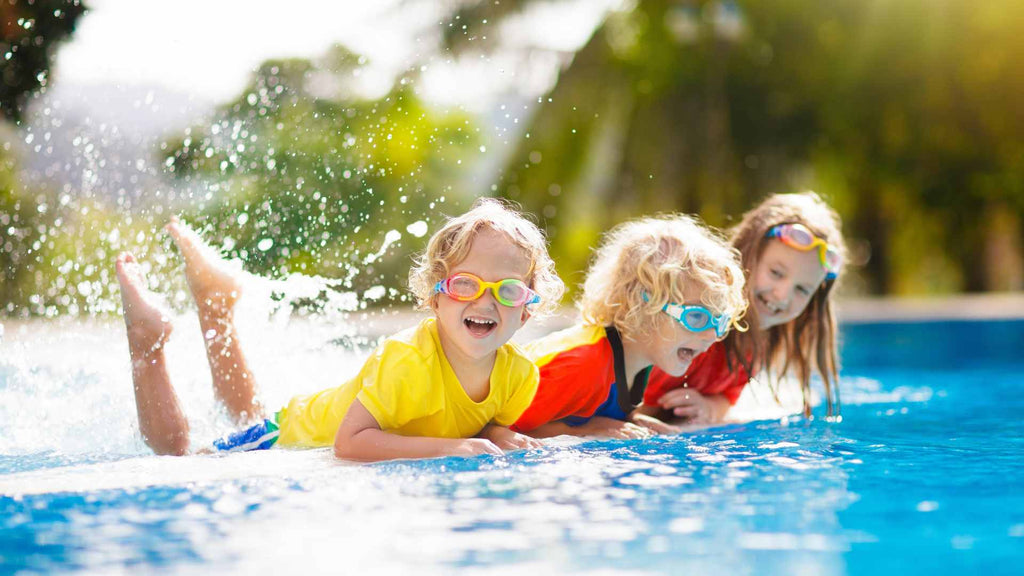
[837,293,1024,323]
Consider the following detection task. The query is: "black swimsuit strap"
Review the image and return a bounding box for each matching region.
[605,326,648,416]
[631,366,651,408]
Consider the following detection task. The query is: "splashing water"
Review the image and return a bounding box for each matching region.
[1,319,1022,573]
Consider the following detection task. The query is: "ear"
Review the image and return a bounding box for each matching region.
[520,307,532,323]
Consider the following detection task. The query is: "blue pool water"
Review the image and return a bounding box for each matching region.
[1,319,1022,574]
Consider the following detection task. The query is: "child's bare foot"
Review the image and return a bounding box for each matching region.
[116,253,172,358]
[165,217,242,312]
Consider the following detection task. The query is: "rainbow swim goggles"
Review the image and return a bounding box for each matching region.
[765,223,841,280]
[643,293,731,338]
[433,273,541,307]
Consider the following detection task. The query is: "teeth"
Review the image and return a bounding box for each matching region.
[465,317,496,326]
[760,295,781,314]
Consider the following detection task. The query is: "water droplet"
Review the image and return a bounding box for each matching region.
[406,221,428,238]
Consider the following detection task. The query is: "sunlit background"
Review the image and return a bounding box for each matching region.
[3,0,1023,320]
[3,3,1024,574]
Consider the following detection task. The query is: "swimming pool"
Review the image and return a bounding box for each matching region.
[1,318,1021,574]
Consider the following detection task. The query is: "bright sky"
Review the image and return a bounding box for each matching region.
[54,0,614,110]
[56,0,419,102]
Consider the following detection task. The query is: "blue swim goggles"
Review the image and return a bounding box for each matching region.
[643,293,731,338]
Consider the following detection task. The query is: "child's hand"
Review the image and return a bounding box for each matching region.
[477,425,544,451]
[578,416,652,439]
[453,438,504,457]
[658,389,727,425]
[629,412,681,435]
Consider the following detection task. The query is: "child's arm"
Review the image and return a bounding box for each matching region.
[656,389,731,424]
[333,400,503,462]
[477,424,544,450]
[523,417,651,440]
[629,405,682,435]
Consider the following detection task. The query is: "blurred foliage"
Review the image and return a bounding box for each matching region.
[160,46,478,305]
[1,42,477,318]
[4,0,1024,319]
[450,0,1024,294]
[0,0,86,122]
[1,0,107,317]
[1,136,169,317]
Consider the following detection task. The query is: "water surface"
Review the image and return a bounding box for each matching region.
[1,319,1021,574]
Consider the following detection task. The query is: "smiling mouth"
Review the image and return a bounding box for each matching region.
[758,294,783,314]
[464,317,497,338]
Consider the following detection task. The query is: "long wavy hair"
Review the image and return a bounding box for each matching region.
[724,192,846,419]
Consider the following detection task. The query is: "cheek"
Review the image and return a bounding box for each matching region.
[791,294,814,316]
[752,270,772,293]
[653,317,677,342]
[434,298,461,320]
[498,306,523,327]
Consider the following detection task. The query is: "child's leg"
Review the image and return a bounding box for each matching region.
[166,219,263,424]
[116,253,191,456]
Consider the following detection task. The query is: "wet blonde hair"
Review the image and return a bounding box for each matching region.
[409,198,564,316]
[727,191,846,419]
[578,214,747,342]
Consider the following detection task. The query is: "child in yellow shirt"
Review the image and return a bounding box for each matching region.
[116,199,565,461]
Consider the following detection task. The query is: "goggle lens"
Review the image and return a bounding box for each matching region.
[661,300,731,339]
[683,309,711,330]
[786,225,815,247]
[497,281,529,305]
[448,276,482,299]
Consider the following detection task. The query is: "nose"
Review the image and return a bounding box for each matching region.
[474,288,500,310]
[772,282,792,311]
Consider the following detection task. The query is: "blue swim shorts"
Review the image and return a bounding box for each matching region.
[212,417,280,453]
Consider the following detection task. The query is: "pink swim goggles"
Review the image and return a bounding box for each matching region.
[434,273,541,307]
[766,223,841,280]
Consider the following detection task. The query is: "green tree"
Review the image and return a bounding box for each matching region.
[1,0,86,122]
[442,0,1024,294]
[1,0,90,316]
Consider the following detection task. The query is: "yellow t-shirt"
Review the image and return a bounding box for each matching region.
[275,317,539,448]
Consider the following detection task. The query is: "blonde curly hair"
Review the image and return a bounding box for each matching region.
[578,214,747,341]
[408,198,564,316]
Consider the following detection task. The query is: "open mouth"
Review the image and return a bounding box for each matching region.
[677,346,697,364]
[463,316,498,338]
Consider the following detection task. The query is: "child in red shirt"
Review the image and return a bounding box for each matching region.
[512,214,748,439]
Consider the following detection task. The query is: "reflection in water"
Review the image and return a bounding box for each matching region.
[2,421,857,574]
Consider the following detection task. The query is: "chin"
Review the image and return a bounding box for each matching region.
[658,362,690,378]
[461,341,498,360]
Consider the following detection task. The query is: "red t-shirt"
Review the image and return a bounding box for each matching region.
[643,340,752,406]
[512,325,618,432]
